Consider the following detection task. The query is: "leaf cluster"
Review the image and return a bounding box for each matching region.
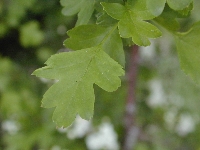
[33,0,200,128]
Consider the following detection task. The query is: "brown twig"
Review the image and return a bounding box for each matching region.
[123,45,140,150]
[0,118,5,149]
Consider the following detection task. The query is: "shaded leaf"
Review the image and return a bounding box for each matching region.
[175,21,200,84]
[167,0,192,10]
[96,13,118,26]
[64,25,110,50]
[126,0,155,20]
[176,2,193,18]
[60,0,95,26]
[64,25,125,66]
[102,27,125,67]
[154,6,180,31]
[154,3,193,31]
[147,0,193,16]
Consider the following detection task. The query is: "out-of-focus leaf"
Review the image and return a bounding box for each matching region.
[167,0,192,10]
[154,3,193,32]
[147,0,166,16]
[19,21,44,47]
[175,21,200,84]
[154,6,180,31]
[60,0,95,26]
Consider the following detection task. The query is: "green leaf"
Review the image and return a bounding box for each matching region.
[102,27,125,67]
[102,2,126,20]
[95,0,124,12]
[154,3,193,32]
[175,21,200,84]
[64,25,125,66]
[146,0,193,16]
[19,21,44,47]
[60,0,80,16]
[60,0,95,26]
[96,13,118,26]
[146,0,166,16]
[126,0,155,20]
[176,3,193,18]
[101,1,162,46]
[167,0,192,10]
[64,25,111,50]
[154,6,180,31]
[32,47,124,127]
[146,0,193,17]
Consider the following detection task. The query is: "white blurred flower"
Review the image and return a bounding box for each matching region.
[147,79,166,107]
[67,116,91,139]
[86,122,119,150]
[140,41,156,60]
[176,114,195,136]
[2,120,20,135]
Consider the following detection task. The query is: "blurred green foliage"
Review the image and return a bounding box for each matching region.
[1,0,200,149]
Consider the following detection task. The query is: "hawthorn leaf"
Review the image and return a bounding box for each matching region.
[95,0,124,12]
[126,0,155,20]
[64,25,125,66]
[175,21,200,84]
[102,27,125,67]
[32,47,124,127]
[64,25,111,50]
[176,3,193,18]
[60,0,95,26]
[146,0,166,16]
[101,1,162,46]
[146,0,192,16]
[76,0,95,26]
[60,0,80,16]
[167,0,192,10]
[154,6,180,31]
[101,3,126,20]
[154,3,193,32]
[96,13,118,26]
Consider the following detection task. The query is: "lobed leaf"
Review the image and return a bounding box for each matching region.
[96,13,118,26]
[101,1,162,46]
[65,25,125,66]
[147,0,193,17]
[175,21,200,84]
[60,0,95,26]
[154,3,193,32]
[176,3,193,18]
[167,0,192,10]
[126,0,155,20]
[64,25,111,50]
[102,27,125,67]
[33,47,124,127]
[154,6,180,32]
[146,0,166,16]
[101,2,126,20]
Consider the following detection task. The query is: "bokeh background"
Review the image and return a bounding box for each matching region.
[1,0,200,149]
